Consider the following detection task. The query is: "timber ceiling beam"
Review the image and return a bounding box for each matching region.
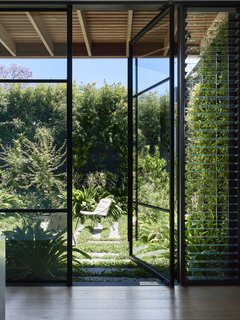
[126,10,133,57]
[77,10,92,57]
[0,23,16,56]
[163,14,178,57]
[26,12,54,56]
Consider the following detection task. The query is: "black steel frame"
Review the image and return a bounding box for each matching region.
[128,5,175,288]
[67,3,73,287]
[127,47,133,254]
[0,4,72,286]
[178,3,186,286]
[178,2,240,286]
[135,58,139,242]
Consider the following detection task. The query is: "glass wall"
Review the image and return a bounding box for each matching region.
[0,10,68,282]
[182,7,240,283]
[0,2,239,286]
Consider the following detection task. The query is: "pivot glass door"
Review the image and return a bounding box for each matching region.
[128,6,175,287]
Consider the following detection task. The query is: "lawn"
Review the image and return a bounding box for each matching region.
[73,215,156,283]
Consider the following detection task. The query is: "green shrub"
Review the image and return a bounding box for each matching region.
[185,21,230,276]
[3,219,89,281]
[138,147,169,209]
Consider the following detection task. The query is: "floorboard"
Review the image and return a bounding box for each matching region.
[5,285,240,320]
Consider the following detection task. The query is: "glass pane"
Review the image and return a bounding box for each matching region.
[133,97,137,203]
[184,8,240,281]
[133,205,170,277]
[0,59,67,80]
[0,83,67,209]
[0,11,67,79]
[133,14,170,92]
[137,58,169,93]
[137,83,170,209]
[0,212,67,281]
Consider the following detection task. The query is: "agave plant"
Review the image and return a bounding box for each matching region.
[4,220,90,281]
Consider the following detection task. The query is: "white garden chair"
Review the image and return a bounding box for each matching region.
[79,198,113,234]
[80,198,112,218]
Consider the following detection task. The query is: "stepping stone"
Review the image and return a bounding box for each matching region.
[74,276,161,284]
[136,249,167,258]
[88,240,121,244]
[109,222,121,239]
[90,252,119,257]
[79,258,130,263]
[74,224,84,236]
[133,245,148,254]
[91,223,103,240]
[72,224,85,245]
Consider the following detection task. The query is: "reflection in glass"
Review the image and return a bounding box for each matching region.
[0,83,67,209]
[137,84,170,209]
[133,205,170,277]
[0,212,67,281]
[132,14,170,92]
[137,58,169,92]
[0,11,67,70]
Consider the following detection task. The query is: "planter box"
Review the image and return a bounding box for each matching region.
[0,236,5,320]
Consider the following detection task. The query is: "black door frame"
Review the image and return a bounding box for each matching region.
[127,5,175,288]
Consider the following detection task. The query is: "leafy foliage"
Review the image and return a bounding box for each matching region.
[138,147,169,209]
[0,83,67,147]
[73,83,128,176]
[0,127,67,208]
[0,189,24,209]
[4,220,69,280]
[3,219,90,281]
[184,22,230,275]
[138,93,170,154]
[73,186,123,225]
[0,78,173,279]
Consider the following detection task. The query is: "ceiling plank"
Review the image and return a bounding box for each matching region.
[26,12,54,56]
[126,10,133,57]
[0,23,16,56]
[77,10,92,57]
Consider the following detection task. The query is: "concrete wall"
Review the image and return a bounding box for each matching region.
[0,237,5,320]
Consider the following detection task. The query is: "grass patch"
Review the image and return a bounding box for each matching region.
[73,215,155,281]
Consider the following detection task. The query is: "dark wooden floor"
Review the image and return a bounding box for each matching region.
[5,285,240,320]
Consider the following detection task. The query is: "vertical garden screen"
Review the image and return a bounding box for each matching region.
[182,7,240,283]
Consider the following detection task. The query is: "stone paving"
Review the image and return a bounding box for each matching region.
[74,220,157,283]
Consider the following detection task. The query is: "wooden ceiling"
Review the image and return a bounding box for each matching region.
[185,11,226,56]
[0,10,220,58]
